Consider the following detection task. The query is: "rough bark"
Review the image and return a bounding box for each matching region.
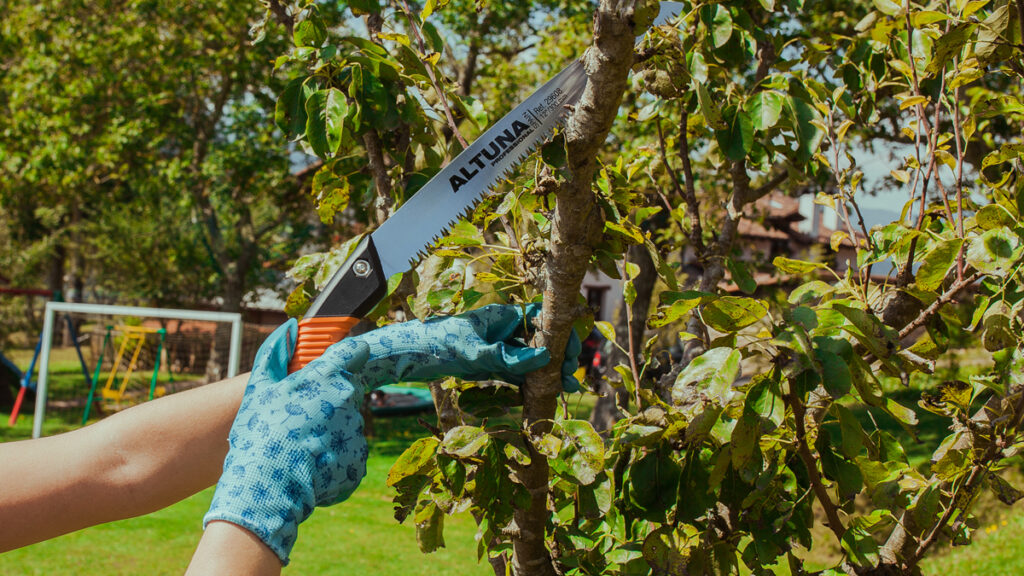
[511,2,641,574]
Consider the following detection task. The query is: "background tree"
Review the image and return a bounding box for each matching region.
[0,0,330,374]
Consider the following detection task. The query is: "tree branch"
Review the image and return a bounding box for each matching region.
[784,387,846,544]
[264,0,294,36]
[898,272,981,340]
[513,2,642,574]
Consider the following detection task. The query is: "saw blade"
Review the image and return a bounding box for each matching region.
[370,1,684,279]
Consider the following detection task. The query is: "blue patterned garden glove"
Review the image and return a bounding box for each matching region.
[351,303,582,392]
[203,319,371,565]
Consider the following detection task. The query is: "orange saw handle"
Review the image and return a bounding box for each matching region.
[287,237,388,373]
[287,316,361,373]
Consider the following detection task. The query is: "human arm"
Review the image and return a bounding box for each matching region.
[0,371,251,552]
[186,521,282,576]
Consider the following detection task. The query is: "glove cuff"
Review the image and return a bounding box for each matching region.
[203,439,317,565]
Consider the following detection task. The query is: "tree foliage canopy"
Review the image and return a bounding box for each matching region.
[7,0,1024,573]
[267,0,1024,573]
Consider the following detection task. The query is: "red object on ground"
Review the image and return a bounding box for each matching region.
[8,385,27,426]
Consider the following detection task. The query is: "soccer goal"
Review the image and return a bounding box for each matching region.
[29,302,247,439]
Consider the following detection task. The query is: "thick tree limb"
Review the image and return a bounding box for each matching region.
[512,2,641,574]
[264,0,294,36]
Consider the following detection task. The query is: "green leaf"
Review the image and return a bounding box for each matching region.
[842,525,880,568]
[715,105,754,161]
[726,257,757,294]
[938,380,973,412]
[441,425,489,458]
[643,525,696,574]
[835,404,866,459]
[982,306,1015,351]
[745,90,785,131]
[815,348,852,397]
[457,386,520,417]
[927,22,977,74]
[982,143,1024,169]
[788,96,825,164]
[932,447,970,480]
[788,280,835,304]
[916,239,963,291]
[884,397,918,427]
[627,447,682,522]
[849,355,885,406]
[975,204,1016,230]
[695,81,724,129]
[557,420,606,485]
[976,5,1018,64]
[348,0,381,15]
[702,296,768,332]
[731,410,764,482]
[293,18,327,48]
[595,320,616,342]
[871,429,909,464]
[284,281,312,318]
[673,347,741,405]
[541,132,567,169]
[773,256,824,274]
[414,501,445,553]
[620,424,664,446]
[745,373,785,427]
[311,167,351,224]
[987,473,1024,505]
[787,306,818,331]
[831,303,898,360]
[388,437,439,486]
[421,0,441,18]
[967,227,1022,274]
[649,291,715,328]
[578,474,613,519]
[690,52,708,83]
[604,220,645,244]
[872,0,904,16]
[275,78,309,139]
[324,88,349,155]
[304,89,343,158]
[709,5,734,48]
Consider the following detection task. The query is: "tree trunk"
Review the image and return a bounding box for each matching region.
[512,3,640,574]
[205,272,244,382]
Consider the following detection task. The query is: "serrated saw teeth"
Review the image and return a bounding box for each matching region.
[367,16,675,277]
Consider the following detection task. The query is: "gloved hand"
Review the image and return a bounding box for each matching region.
[351,302,582,392]
[204,303,581,565]
[203,320,371,565]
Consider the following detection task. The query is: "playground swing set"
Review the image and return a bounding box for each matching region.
[81,324,168,423]
[2,288,171,426]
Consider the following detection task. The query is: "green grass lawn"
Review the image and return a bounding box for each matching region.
[0,449,492,575]
[0,398,492,575]
[3,348,1024,574]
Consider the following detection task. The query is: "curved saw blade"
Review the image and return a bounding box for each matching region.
[370,1,684,279]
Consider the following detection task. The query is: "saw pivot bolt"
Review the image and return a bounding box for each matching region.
[353,259,372,278]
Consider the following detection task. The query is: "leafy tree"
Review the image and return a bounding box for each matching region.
[0,0,325,333]
[267,0,1024,574]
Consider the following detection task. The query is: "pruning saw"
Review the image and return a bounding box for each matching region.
[288,2,683,373]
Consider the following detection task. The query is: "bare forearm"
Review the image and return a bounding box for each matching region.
[186,521,282,576]
[0,373,250,552]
